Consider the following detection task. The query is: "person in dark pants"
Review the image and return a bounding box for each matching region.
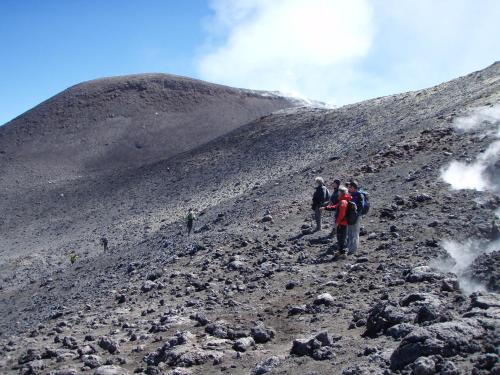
[347,180,363,254]
[187,208,196,235]
[311,177,329,232]
[100,237,108,251]
[322,186,351,254]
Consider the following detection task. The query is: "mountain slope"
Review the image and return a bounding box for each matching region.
[0,73,300,189]
[0,63,499,375]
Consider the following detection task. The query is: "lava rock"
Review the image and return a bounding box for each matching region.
[233,337,255,352]
[250,323,275,343]
[390,318,484,370]
[250,356,281,375]
[364,302,411,337]
[141,280,157,293]
[290,331,338,360]
[93,365,128,375]
[405,266,444,283]
[98,336,119,354]
[314,293,335,306]
[412,356,435,375]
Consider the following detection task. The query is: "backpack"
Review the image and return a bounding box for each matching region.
[358,189,370,215]
[345,201,358,225]
[322,186,331,206]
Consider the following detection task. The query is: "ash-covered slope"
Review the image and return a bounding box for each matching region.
[1,63,499,375]
[0,73,300,189]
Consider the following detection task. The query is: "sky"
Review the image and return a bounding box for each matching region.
[1,0,499,125]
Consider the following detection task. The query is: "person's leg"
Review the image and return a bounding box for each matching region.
[187,221,193,235]
[314,207,322,231]
[347,224,354,252]
[337,225,347,253]
[330,220,337,238]
[348,217,361,254]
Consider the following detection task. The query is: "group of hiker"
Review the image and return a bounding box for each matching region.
[312,177,369,255]
[184,178,369,257]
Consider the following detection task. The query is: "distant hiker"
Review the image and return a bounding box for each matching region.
[187,208,196,235]
[347,180,369,254]
[70,253,79,265]
[100,237,108,251]
[322,186,351,254]
[328,179,341,237]
[311,177,330,232]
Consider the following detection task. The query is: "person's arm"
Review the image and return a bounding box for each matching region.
[322,204,338,211]
[336,202,346,225]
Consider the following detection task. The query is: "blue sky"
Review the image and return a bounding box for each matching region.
[1,0,499,125]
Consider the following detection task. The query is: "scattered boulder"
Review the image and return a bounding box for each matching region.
[82,354,102,369]
[473,353,500,373]
[262,214,273,223]
[405,266,444,283]
[441,278,460,292]
[189,312,209,326]
[49,369,78,375]
[141,280,157,293]
[314,293,335,306]
[364,302,412,337]
[62,336,78,350]
[387,323,416,340]
[94,365,129,375]
[290,331,337,360]
[412,356,435,375]
[250,356,281,375]
[18,348,41,364]
[205,321,238,339]
[469,291,500,310]
[250,323,275,343]
[440,360,460,375]
[233,337,255,352]
[98,336,119,354]
[390,318,484,370]
[143,331,221,367]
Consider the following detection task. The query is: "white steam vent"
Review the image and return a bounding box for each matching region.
[441,105,500,192]
[437,104,500,294]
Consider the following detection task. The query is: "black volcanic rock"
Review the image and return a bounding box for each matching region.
[462,250,500,292]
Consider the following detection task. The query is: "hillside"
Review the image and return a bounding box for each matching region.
[0,63,499,375]
[0,73,300,189]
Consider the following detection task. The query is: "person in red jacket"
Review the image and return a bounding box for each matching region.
[322,186,351,254]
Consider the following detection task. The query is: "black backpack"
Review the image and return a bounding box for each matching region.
[322,186,331,206]
[345,201,358,225]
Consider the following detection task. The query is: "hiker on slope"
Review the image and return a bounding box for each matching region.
[322,186,351,254]
[311,177,330,232]
[186,208,196,235]
[347,180,364,254]
[328,179,341,237]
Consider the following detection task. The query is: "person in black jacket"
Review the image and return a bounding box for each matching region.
[311,176,329,232]
[347,180,363,254]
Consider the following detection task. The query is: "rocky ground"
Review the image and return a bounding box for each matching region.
[0,63,499,374]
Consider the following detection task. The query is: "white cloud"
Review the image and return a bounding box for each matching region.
[197,0,500,104]
[198,0,374,101]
